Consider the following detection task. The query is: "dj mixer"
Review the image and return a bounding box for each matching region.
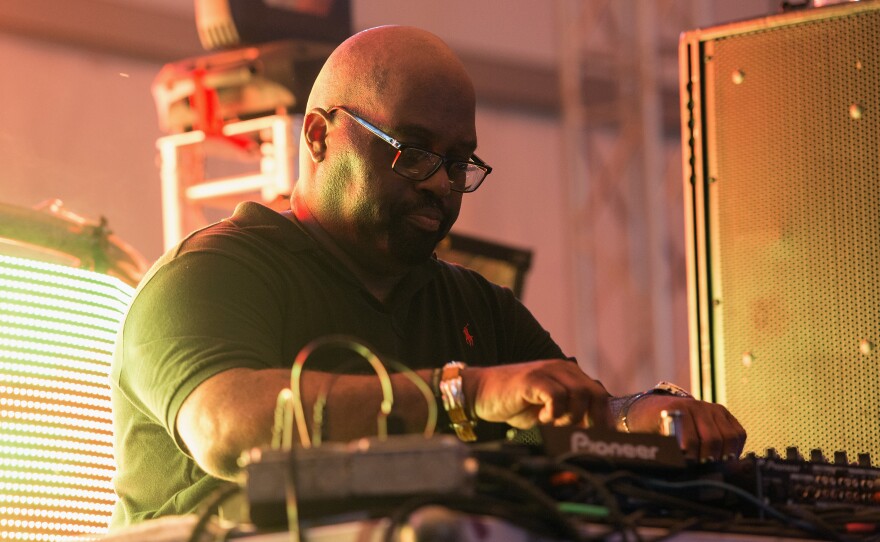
[238,429,880,541]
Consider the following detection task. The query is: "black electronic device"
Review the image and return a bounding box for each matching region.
[243,435,474,528]
[728,447,880,512]
[194,0,351,51]
[241,427,880,540]
[538,426,687,470]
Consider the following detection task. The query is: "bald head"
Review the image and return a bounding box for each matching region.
[297,26,478,195]
[306,25,475,116]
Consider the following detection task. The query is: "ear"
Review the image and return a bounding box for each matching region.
[302,109,329,162]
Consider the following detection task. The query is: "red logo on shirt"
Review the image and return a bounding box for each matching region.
[463,324,474,347]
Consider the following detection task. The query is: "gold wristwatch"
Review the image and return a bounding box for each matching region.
[439,361,477,442]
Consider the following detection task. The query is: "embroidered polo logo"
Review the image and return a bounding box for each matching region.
[462,323,474,347]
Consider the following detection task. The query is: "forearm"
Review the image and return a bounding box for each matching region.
[176,367,435,480]
[317,367,434,442]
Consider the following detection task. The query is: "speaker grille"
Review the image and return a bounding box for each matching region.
[705,7,880,459]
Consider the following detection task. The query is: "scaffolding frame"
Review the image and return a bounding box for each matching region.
[157,113,299,250]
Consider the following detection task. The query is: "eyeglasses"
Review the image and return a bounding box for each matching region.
[327,106,492,193]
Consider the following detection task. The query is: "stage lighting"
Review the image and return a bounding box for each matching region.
[0,202,142,540]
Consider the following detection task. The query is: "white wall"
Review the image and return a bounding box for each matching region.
[0,32,164,262]
[463,107,570,350]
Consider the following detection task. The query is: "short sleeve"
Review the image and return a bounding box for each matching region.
[112,251,286,443]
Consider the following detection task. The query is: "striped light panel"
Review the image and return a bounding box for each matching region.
[0,254,134,541]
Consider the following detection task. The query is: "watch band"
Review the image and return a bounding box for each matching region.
[439,361,477,442]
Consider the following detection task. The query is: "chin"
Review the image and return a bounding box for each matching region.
[388,230,444,266]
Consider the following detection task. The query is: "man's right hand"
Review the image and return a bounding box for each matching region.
[464,360,612,430]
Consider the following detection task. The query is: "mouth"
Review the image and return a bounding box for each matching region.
[404,207,445,232]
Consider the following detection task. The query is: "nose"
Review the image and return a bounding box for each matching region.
[415,166,452,198]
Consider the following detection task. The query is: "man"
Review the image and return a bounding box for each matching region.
[110,25,745,527]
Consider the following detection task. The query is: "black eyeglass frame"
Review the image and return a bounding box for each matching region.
[326,106,492,193]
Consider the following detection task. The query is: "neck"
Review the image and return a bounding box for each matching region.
[290,197,408,304]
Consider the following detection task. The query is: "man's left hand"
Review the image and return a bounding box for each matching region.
[625,395,746,462]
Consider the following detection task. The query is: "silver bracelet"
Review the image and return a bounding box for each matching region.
[617,392,648,433]
[617,381,694,433]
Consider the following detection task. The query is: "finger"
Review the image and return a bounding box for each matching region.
[691,404,746,461]
[559,384,607,429]
[690,403,748,462]
[505,406,546,429]
[553,413,575,427]
[716,408,747,459]
[546,374,586,427]
[523,377,570,424]
[678,408,702,461]
[586,392,610,429]
[544,364,611,427]
[550,388,600,428]
[692,406,725,462]
[536,377,606,427]
[590,379,613,426]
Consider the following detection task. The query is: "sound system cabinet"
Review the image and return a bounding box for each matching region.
[680,1,880,462]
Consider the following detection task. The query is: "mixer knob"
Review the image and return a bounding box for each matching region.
[858,453,872,467]
[766,447,779,459]
[786,446,802,462]
[834,451,849,465]
[810,448,827,463]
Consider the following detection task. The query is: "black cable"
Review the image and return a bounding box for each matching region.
[636,476,852,541]
[600,470,737,521]
[477,463,589,541]
[778,504,858,542]
[639,477,772,519]
[805,504,880,524]
[290,336,394,447]
[610,481,734,520]
[599,472,809,539]
[556,461,642,540]
[603,470,760,520]
[186,482,243,542]
[555,461,625,519]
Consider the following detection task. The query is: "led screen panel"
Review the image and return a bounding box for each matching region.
[0,255,134,540]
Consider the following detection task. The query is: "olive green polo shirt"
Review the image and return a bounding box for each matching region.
[109,202,564,528]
